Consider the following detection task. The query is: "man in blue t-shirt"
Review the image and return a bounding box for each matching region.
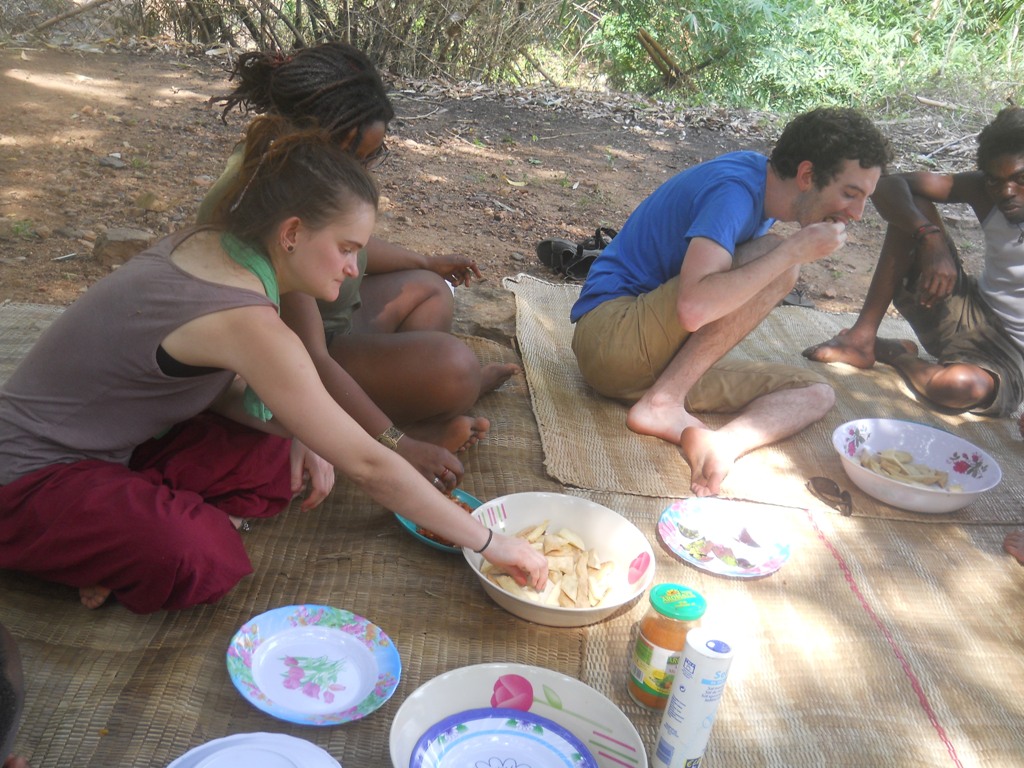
[571,108,892,497]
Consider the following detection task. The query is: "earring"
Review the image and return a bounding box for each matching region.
[285,243,295,253]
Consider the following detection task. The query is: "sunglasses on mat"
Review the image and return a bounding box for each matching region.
[806,476,853,517]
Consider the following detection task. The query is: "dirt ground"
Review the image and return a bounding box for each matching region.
[0,44,987,314]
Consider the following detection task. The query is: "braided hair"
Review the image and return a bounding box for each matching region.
[212,42,395,150]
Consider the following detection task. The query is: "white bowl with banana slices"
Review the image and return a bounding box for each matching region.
[463,492,655,627]
[832,418,1001,514]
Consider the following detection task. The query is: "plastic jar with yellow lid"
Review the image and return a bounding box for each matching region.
[626,583,706,710]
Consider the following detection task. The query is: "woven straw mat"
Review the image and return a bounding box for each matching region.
[569,488,1024,767]
[0,304,574,767]
[2,302,1024,766]
[505,275,1024,525]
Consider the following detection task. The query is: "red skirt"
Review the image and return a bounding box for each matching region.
[0,413,292,613]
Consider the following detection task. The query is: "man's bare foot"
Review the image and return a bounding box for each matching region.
[407,415,491,454]
[679,426,741,497]
[874,337,918,366]
[802,328,876,369]
[626,401,707,444]
[480,363,521,396]
[79,585,111,609]
[1004,531,1024,565]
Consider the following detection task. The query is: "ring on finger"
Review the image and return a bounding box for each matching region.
[432,477,443,488]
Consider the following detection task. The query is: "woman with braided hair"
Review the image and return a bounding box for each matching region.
[200,43,518,492]
[0,116,548,613]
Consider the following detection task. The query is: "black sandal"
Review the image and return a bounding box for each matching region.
[536,227,618,279]
[781,288,815,308]
[577,226,618,252]
[535,238,579,273]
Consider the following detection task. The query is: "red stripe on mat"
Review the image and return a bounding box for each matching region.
[806,509,963,768]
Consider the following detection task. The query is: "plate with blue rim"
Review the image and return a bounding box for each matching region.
[226,604,401,726]
[394,489,482,553]
[410,707,598,768]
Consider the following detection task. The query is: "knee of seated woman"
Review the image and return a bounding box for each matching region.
[432,340,485,396]
[411,269,454,299]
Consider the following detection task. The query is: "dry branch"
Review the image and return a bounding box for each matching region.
[914,95,959,110]
[520,48,558,87]
[28,0,116,34]
[637,28,683,85]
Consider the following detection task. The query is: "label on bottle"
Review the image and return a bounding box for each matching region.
[629,632,682,699]
[651,629,734,768]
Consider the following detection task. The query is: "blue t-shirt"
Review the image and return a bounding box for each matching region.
[571,151,775,322]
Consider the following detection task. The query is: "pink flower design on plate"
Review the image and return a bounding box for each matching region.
[280,654,345,702]
[628,551,651,584]
[491,674,534,711]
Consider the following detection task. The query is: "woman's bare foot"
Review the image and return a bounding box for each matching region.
[626,401,707,444]
[1004,531,1024,565]
[4,755,31,768]
[406,415,491,454]
[79,585,111,610]
[480,363,521,396]
[802,328,877,369]
[679,426,741,497]
[874,337,919,365]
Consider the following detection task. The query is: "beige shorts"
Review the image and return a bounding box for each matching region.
[571,276,827,410]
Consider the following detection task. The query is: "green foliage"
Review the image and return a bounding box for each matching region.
[56,0,1021,114]
[585,0,1023,112]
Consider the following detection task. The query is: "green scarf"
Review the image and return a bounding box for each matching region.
[221,232,280,422]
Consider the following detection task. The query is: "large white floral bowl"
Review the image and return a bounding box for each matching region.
[832,418,1001,514]
[389,663,647,768]
[463,492,654,627]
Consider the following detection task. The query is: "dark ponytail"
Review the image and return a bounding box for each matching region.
[212,42,395,150]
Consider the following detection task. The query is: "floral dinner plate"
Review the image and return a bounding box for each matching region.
[658,497,791,578]
[226,604,401,726]
[390,663,647,768]
[410,707,597,768]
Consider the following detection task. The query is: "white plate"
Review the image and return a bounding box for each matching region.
[658,498,791,578]
[410,707,598,767]
[167,733,340,768]
[390,663,647,768]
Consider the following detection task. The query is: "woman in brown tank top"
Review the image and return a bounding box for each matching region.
[0,115,548,613]
[202,42,521,491]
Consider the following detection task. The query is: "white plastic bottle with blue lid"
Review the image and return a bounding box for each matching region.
[651,626,735,768]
